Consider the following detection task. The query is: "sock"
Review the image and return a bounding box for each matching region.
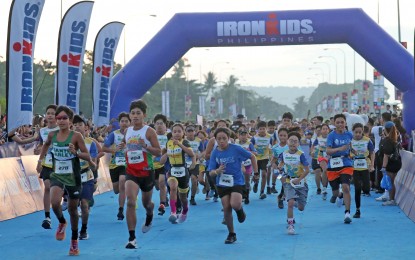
[129,230,135,241]
[287,218,294,225]
[170,199,177,214]
[71,229,78,240]
[182,199,189,214]
[145,214,153,226]
[58,216,66,224]
[81,224,87,233]
[119,207,123,212]
[345,210,350,214]
[235,208,244,218]
[45,212,50,218]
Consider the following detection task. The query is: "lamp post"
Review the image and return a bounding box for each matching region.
[319,55,338,85]
[324,48,346,84]
[397,0,401,42]
[313,61,331,84]
[308,67,325,82]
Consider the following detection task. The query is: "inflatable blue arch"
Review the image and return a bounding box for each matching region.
[110,8,415,131]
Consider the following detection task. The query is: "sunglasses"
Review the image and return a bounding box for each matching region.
[56,116,69,121]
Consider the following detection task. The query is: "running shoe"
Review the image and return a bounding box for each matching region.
[353,210,361,218]
[382,200,397,206]
[56,222,67,241]
[287,224,295,235]
[117,210,124,221]
[278,197,284,209]
[169,213,178,224]
[344,212,352,224]
[41,217,52,229]
[270,186,278,194]
[208,189,215,197]
[329,196,337,203]
[142,214,153,233]
[79,230,89,240]
[190,198,196,206]
[61,200,68,211]
[69,239,80,256]
[253,182,258,193]
[244,197,250,205]
[224,233,237,244]
[266,187,271,195]
[375,192,389,202]
[317,188,321,195]
[260,193,267,200]
[236,209,246,223]
[177,213,187,223]
[213,196,219,202]
[158,204,165,216]
[336,197,344,207]
[125,239,137,249]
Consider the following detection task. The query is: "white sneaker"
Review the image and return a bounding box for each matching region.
[382,200,397,206]
[375,191,390,202]
[141,222,152,233]
[169,213,177,224]
[125,239,137,249]
[336,197,343,207]
[287,224,295,235]
[344,212,352,224]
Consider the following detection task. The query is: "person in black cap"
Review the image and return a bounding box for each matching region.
[230,114,244,133]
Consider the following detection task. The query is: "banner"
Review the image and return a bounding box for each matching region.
[373,69,385,110]
[185,95,192,118]
[162,91,170,118]
[198,95,206,116]
[350,89,359,112]
[210,97,216,116]
[362,81,370,113]
[56,1,94,113]
[228,103,237,117]
[218,98,223,115]
[197,115,203,126]
[6,0,45,131]
[92,22,124,127]
[334,94,340,112]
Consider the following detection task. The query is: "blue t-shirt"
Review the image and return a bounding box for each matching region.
[208,143,252,187]
[326,130,353,167]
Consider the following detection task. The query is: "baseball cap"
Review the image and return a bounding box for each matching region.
[237,114,244,119]
[384,121,395,129]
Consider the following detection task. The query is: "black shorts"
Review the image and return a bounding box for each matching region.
[217,185,245,198]
[110,166,126,183]
[257,159,269,171]
[50,178,82,200]
[81,180,94,201]
[312,159,322,170]
[329,174,352,191]
[154,166,166,180]
[167,167,190,192]
[40,167,53,181]
[125,172,155,193]
[189,164,200,177]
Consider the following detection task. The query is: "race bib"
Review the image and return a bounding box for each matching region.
[115,156,126,166]
[353,159,368,169]
[243,159,252,166]
[219,174,234,187]
[45,154,53,165]
[171,167,186,178]
[127,150,144,164]
[81,172,88,183]
[330,157,344,168]
[55,160,73,174]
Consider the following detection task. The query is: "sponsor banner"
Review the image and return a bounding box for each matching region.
[56,1,94,113]
[197,115,203,126]
[161,91,170,118]
[92,22,124,127]
[218,98,223,115]
[198,96,206,115]
[6,0,45,131]
[185,95,192,117]
[373,69,385,110]
[341,92,348,112]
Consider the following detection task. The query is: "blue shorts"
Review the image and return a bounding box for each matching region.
[81,179,95,201]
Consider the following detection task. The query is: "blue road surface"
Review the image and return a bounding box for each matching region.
[1,173,415,259]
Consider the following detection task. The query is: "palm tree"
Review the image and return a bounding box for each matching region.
[203,71,217,96]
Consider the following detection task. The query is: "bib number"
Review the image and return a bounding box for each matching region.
[330,157,344,168]
[81,172,88,183]
[55,160,73,174]
[127,150,144,164]
[115,156,126,166]
[219,174,234,187]
[171,167,185,178]
[243,159,252,166]
[353,159,368,169]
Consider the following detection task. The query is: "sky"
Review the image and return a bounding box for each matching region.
[0,0,414,101]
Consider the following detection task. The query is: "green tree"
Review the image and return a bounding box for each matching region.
[293,96,308,119]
